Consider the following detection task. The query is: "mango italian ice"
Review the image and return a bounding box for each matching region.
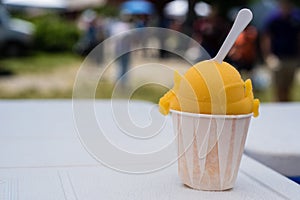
[159,60,259,117]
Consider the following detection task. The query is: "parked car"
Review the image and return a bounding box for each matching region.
[0,6,34,57]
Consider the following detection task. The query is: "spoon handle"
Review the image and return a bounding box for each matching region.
[213,8,253,64]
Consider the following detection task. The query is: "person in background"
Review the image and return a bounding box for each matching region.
[200,5,230,58]
[110,15,133,87]
[75,9,105,62]
[261,0,300,101]
[135,15,149,56]
[228,25,258,77]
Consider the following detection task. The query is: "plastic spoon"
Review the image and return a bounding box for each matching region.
[213,8,253,64]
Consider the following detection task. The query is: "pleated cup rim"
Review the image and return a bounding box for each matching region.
[170,109,253,119]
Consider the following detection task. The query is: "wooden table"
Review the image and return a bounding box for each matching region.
[0,100,299,199]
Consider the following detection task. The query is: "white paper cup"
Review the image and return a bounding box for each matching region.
[171,110,252,191]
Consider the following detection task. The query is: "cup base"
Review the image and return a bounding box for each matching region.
[172,111,251,191]
[183,183,233,191]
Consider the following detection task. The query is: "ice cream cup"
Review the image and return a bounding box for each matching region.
[171,110,252,191]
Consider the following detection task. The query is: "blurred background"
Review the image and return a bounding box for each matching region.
[0,0,299,103]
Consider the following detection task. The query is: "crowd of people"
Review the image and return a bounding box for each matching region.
[75,0,300,102]
[261,0,300,101]
[192,0,300,102]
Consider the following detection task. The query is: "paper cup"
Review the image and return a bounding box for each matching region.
[171,110,252,191]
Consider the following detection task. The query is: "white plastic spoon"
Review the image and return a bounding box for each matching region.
[213,8,253,64]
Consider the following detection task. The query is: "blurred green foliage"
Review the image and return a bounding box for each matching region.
[94,5,119,17]
[32,14,80,52]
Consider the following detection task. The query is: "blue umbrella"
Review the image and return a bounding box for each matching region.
[121,0,154,15]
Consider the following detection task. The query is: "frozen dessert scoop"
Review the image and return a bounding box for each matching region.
[159,61,259,116]
[159,8,259,117]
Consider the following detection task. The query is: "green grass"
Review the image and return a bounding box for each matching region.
[292,83,300,101]
[0,88,73,99]
[1,78,299,103]
[95,82,169,103]
[254,83,300,102]
[0,80,169,104]
[0,52,83,74]
[130,84,169,103]
[0,52,299,103]
[254,88,274,102]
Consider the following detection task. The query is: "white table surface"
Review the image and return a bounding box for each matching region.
[245,103,300,177]
[0,100,299,200]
